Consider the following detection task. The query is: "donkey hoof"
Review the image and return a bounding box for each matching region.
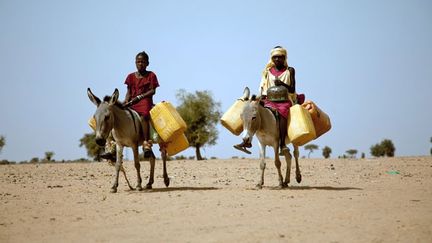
[145,184,153,190]
[282,182,289,188]
[164,177,170,187]
[256,184,263,189]
[110,188,117,193]
[135,185,143,191]
[296,174,302,183]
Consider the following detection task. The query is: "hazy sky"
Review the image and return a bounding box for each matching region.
[1,0,431,161]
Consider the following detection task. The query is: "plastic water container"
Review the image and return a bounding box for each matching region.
[166,133,189,156]
[220,99,245,136]
[150,101,187,142]
[88,117,96,131]
[288,104,316,146]
[302,100,331,138]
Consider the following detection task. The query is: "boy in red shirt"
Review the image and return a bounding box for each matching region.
[123,51,160,157]
[101,51,159,160]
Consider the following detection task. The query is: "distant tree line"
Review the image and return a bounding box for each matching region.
[0,136,62,164]
[305,138,397,159]
[2,124,431,164]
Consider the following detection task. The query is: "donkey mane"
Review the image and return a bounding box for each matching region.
[103,96,125,109]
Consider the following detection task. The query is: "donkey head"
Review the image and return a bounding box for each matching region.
[240,87,261,145]
[87,88,119,146]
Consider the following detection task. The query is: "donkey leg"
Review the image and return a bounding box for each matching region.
[108,159,133,190]
[111,144,123,193]
[132,146,143,191]
[283,147,292,187]
[257,158,266,189]
[273,147,284,188]
[257,143,266,189]
[120,165,134,190]
[146,156,155,189]
[294,146,302,183]
[160,144,170,187]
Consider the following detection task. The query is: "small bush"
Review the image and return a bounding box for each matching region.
[174,155,187,160]
[370,139,395,157]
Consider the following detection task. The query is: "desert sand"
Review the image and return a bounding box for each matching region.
[1,156,431,243]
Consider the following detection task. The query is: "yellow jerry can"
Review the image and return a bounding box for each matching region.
[166,133,189,156]
[88,117,96,131]
[220,99,245,136]
[288,104,316,146]
[150,101,187,142]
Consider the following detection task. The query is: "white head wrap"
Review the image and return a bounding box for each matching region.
[264,46,288,72]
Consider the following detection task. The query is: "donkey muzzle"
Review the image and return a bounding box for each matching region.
[95,137,106,146]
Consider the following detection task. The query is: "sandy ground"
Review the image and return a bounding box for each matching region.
[1,156,431,243]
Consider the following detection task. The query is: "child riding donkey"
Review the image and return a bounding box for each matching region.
[101,51,159,161]
[234,46,305,155]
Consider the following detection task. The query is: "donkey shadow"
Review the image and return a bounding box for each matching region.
[128,186,220,193]
[266,185,363,191]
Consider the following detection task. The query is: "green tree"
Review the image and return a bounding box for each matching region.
[44,151,55,161]
[304,144,319,158]
[381,139,395,157]
[176,89,221,160]
[0,136,5,154]
[370,138,396,157]
[79,133,103,161]
[346,149,358,158]
[370,143,385,157]
[322,146,332,159]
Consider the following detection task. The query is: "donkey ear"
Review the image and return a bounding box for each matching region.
[109,88,119,105]
[242,87,250,101]
[87,88,101,106]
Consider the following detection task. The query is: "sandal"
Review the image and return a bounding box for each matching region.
[143,141,154,158]
[143,149,154,159]
[100,151,116,162]
[233,144,252,154]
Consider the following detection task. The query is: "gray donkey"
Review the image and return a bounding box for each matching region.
[240,87,301,188]
[87,88,170,193]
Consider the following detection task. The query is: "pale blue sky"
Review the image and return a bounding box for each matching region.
[1,0,431,161]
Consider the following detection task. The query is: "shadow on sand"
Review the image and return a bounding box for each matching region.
[130,186,220,193]
[267,185,363,191]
